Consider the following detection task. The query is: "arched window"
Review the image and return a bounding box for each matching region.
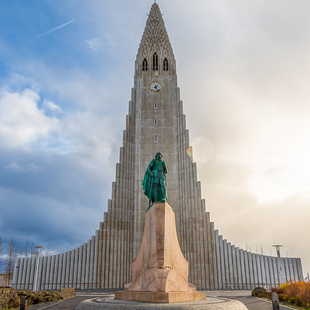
[142,58,148,71]
[163,58,168,71]
[153,53,158,71]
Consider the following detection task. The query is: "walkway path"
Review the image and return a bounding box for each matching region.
[27,290,114,310]
[206,290,295,310]
[26,289,296,310]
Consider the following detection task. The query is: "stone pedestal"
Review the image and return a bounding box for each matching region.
[115,202,206,303]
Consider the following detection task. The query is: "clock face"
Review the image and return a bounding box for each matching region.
[150,82,161,93]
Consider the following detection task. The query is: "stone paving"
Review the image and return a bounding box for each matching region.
[206,290,295,310]
[229,296,295,310]
[24,289,297,310]
[76,296,247,310]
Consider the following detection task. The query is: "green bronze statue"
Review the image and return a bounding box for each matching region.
[142,152,168,211]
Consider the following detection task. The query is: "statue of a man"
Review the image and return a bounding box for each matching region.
[142,152,168,210]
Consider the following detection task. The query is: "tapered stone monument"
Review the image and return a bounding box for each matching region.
[115,153,206,303]
[115,202,206,303]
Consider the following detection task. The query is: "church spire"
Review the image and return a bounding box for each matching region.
[136,3,175,75]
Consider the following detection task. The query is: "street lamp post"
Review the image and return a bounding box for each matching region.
[33,246,44,291]
[273,245,284,285]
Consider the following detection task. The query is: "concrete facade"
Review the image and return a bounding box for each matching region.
[12,3,303,290]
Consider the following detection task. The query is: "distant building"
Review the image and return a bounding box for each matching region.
[12,3,303,290]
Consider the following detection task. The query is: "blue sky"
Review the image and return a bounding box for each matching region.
[0,0,136,249]
[1,0,310,277]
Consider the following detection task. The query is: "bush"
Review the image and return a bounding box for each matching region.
[17,290,63,306]
[288,296,304,306]
[263,291,272,299]
[278,294,284,301]
[271,287,284,295]
[252,287,267,297]
[295,297,304,306]
[281,283,289,292]
[290,297,297,305]
[283,281,310,306]
[285,282,300,298]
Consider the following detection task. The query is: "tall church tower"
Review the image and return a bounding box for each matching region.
[96,3,217,289]
[12,3,303,292]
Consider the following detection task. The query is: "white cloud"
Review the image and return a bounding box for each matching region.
[5,162,40,172]
[0,89,60,148]
[43,100,61,112]
[5,162,22,171]
[85,37,105,52]
[85,34,115,52]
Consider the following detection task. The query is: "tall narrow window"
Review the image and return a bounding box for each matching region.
[154,102,157,109]
[154,119,157,125]
[163,58,168,71]
[154,136,158,142]
[153,53,158,71]
[142,58,148,71]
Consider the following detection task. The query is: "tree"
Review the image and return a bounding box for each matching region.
[0,237,52,287]
[5,238,17,286]
[43,245,54,257]
[0,237,4,273]
[23,239,36,258]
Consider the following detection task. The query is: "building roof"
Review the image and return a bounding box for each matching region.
[137,3,174,59]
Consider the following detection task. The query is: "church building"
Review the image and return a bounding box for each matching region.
[12,3,303,290]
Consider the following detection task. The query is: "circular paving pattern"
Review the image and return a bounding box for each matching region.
[76,297,248,310]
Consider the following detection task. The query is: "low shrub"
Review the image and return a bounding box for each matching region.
[271,287,284,295]
[285,282,300,298]
[17,290,63,306]
[281,283,289,292]
[264,291,272,299]
[295,297,304,307]
[252,287,267,297]
[288,296,304,306]
[283,281,310,306]
[255,282,310,306]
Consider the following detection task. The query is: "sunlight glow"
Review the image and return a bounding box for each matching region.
[188,137,213,164]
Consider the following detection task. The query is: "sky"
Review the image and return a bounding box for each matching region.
[0,0,309,278]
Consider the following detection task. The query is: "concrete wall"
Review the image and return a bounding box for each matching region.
[213,230,303,289]
[12,232,99,290]
[12,227,304,291]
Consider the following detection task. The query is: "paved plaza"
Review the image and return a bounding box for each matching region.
[23,290,296,310]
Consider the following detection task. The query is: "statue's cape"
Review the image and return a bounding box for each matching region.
[142,159,155,201]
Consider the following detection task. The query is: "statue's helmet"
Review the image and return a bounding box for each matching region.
[155,152,162,159]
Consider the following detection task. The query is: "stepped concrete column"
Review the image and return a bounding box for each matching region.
[25,258,31,290]
[29,257,35,290]
[49,255,55,290]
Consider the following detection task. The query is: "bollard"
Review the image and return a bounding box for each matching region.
[20,296,27,310]
[272,292,280,310]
